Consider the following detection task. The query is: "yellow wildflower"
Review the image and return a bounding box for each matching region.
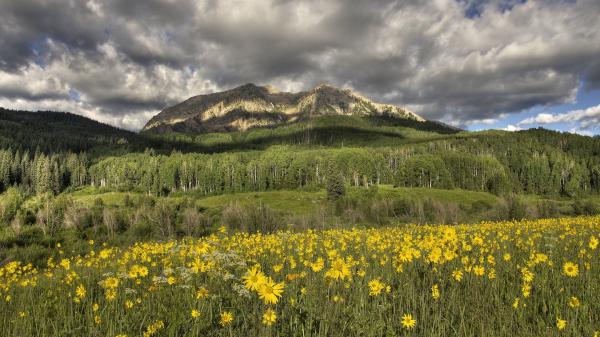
[568,296,580,308]
[325,258,351,281]
[262,309,277,326]
[556,317,567,330]
[431,284,440,301]
[563,262,579,277]
[219,311,233,327]
[368,279,385,296]
[196,287,209,299]
[242,265,266,291]
[258,277,285,304]
[75,284,86,299]
[401,313,416,330]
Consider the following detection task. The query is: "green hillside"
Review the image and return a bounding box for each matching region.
[147,115,461,152]
[0,108,141,154]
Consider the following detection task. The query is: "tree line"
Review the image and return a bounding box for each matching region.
[0,127,599,198]
[87,143,599,197]
[0,148,88,195]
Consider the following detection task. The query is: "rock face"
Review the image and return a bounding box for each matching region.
[142,83,425,134]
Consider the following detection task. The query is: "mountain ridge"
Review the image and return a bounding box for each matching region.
[142,83,425,134]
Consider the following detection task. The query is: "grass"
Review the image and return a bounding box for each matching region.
[48,185,597,222]
[70,189,133,206]
[196,190,327,215]
[194,186,504,223]
[66,186,182,206]
[1,216,599,336]
[62,185,501,214]
[364,185,499,205]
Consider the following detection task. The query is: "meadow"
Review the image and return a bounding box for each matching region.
[1,216,599,336]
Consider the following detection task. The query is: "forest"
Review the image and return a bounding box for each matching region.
[1,128,599,198]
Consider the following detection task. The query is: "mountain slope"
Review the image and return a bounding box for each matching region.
[142,83,425,134]
[0,108,139,153]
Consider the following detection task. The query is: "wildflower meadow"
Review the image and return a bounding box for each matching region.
[1,216,599,336]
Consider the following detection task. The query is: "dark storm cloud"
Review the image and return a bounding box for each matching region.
[0,0,599,130]
[0,0,108,70]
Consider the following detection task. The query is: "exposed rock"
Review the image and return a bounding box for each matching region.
[142,83,424,134]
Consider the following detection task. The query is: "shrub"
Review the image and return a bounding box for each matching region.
[0,187,25,226]
[573,199,600,216]
[508,195,528,220]
[221,202,283,233]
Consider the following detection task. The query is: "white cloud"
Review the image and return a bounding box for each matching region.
[568,128,594,137]
[466,118,499,126]
[500,124,522,132]
[517,104,600,130]
[518,113,557,125]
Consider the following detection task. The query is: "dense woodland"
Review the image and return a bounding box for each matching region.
[87,143,600,197]
[0,108,140,153]
[1,130,599,198]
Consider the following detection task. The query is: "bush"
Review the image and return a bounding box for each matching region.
[221,202,283,233]
[508,195,528,220]
[487,173,511,196]
[573,199,600,216]
[179,207,213,236]
[537,200,560,218]
[35,195,74,235]
[470,200,493,213]
[130,221,156,240]
[221,202,245,231]
[0,226,45,248]
[1,244,51,267]
[63,204,90,230]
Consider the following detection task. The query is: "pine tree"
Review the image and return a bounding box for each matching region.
[327,172,345,201]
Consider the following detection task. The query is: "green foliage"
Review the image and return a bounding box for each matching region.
[327,172,346,200]
[505,195,528,220]
[395,154,453,189]
[146,114,457,152]
[87,132,600,199]
[0,187,24,225]
[573,199,600,215]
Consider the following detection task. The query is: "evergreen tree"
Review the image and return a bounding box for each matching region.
[327,172,345,201]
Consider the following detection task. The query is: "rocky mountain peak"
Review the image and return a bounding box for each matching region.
[142,83,425,134]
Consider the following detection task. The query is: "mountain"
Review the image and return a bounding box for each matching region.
[142,83,425,134]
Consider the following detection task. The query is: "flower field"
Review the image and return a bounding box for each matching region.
[1,216,599,337]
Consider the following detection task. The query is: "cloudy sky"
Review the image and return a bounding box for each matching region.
[1,0,599,134]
